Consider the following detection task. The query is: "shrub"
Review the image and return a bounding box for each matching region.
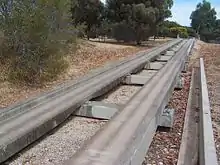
[0,0,76,84]
[170,27,189,38]
[112,22,136,42]
[112,22,151,44]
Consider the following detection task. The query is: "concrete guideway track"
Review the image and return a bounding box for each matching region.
[0,39,182,163]
[64,39,195,165]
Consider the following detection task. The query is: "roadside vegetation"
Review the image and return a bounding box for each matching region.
[0,0,75,84]
[0,0,180,86]
[0,0,219,107]
[190,0,220,42]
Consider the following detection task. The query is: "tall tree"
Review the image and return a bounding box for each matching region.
[190,0,217,41]
[72,0,104,39]
[106,0,173,44]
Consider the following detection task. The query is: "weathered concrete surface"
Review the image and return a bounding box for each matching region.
[75,101,120,120]
[157,55,172,62]
[64,39,193,165]
[175,75,184,90]
[124,70,157,85]
[158,108,174,128]
[171,47,180,52]
[182,62,188,73]
[146,62,166,70]
[165,51,175,56]
[177,69,199,165]
[199,58,218,165]
[139,70,158,76]
[124,75,153,85]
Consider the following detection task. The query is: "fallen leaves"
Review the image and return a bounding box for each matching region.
[143,72,191,165]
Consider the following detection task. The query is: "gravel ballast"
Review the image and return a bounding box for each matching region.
[143,72,191,165]
[102,85,141,105]
[6,117,105,165]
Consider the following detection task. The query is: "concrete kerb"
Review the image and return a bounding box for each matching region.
[199,58,218,165]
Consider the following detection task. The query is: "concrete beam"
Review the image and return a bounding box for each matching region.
[157,55,172,62]
[171,47,179,52]
[124,75,152,85]
[139,70,158,76]
[158,108,175,128]
[165,51,175,56]
[124,70,157,85]
[177,69,199,165]
[145,62,166,70]
[175,75,184,90]
[182,62,188,73]
[75,101,120,120]
[199,58,218,165]
[64,39,193,165]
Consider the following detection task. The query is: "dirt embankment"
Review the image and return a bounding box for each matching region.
[0,40,157,108]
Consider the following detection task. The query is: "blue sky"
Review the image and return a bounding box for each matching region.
[169,0,220,26]
[100,0,220,26]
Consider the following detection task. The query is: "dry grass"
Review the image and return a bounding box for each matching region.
[0,40,154,108]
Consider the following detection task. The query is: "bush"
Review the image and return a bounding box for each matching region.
[112,23,136,42]
[112,22,151,44]
[170,27,189,38]
[0,0,76,84]
[186,27,197,37]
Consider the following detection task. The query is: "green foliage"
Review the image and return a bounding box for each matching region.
[0,0,76,84]
[98,20,113,38]
[190,0,219,41]
[157,21,190,38]
[112,22,136,42]
[157,21,179,38]
[170,27,188,38]
[106,0,173,44]
[185,27,197,37]
[72,0,104,39]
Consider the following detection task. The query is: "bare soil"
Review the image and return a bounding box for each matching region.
[0,40,161,108]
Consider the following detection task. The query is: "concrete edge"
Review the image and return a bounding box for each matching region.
[177,69,197,165]
[199,58,218,165]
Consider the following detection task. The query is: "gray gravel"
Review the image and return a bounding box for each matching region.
[6,117,105,165]
[102,85,141,104]
[5,85,141,165]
